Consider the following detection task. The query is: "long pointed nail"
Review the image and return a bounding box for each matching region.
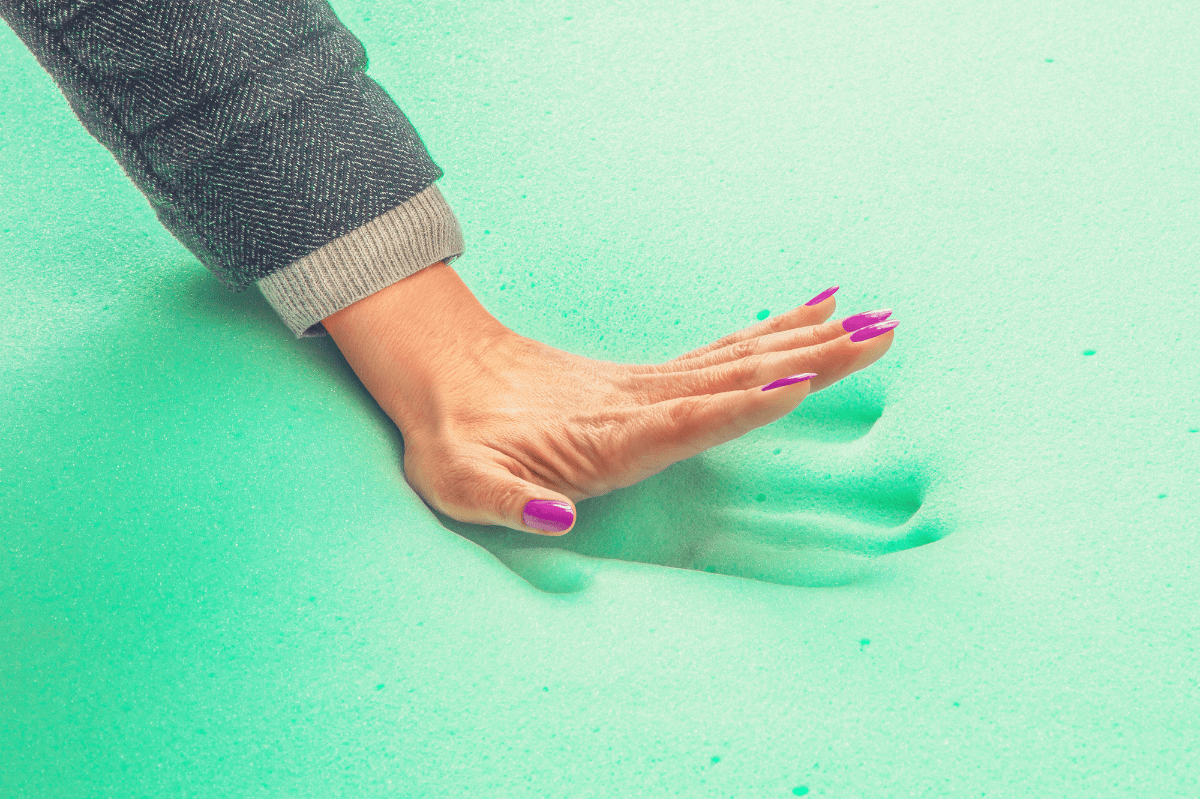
[850,320,899,342]
[804,286,839,306]
[762,373,817,391]
[842,308,893,332]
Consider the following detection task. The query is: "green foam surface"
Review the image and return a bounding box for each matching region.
[2,0,1197,795]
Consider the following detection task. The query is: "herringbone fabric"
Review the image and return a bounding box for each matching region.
[1,0,459,333]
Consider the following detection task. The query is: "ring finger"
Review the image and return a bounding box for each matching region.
[627,322,898,402]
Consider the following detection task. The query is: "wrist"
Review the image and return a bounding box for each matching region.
[322,261,516,434]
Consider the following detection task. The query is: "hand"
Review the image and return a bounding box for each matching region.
[322,262,897,536]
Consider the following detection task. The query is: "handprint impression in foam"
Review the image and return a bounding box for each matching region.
[443,372,949,594]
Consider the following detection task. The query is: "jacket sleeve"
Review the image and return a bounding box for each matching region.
[0,0,465,337]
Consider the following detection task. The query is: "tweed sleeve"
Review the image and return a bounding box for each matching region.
[0,0,465,337]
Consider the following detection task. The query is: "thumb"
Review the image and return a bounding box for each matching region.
[434,458,577,536]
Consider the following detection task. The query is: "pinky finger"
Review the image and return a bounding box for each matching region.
[631,373,817,478]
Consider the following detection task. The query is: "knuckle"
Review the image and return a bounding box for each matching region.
[761,314,788,335]
[813,337,851,367]
[729,338,759,361]
[615,370,643,394]
[729,354,759,384]
[663,394,707,431]
[481,477,526,517]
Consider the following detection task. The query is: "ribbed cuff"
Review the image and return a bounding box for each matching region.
[255,182,465,338]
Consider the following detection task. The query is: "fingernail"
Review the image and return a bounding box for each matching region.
[842,308,892,332]
[850,320,899,342]
[762,373,817,391]
[523,499,575,533]
[804,285,839,306]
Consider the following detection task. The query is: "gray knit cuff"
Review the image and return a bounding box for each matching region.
[255,182,465,338]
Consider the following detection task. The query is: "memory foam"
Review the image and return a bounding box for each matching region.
[2,0,1197,795]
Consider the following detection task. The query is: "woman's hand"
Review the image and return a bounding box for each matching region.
[322,262,897,535]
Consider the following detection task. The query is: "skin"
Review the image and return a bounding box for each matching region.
[322,261,895,536]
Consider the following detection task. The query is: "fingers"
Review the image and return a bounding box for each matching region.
[623,369,817,480]
[653,308,891,374]
[630,322,898,403]
[663,288,841,366]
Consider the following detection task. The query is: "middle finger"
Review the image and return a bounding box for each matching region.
[639,308,892,375]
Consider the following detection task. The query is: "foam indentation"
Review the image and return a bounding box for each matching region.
[446,387,945,593]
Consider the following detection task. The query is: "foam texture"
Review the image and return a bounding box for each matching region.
[1,0,1197,795]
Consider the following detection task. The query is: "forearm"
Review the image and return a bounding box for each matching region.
[1,0,453,326]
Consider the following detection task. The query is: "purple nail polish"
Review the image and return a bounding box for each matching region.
[804,285,839,306]
[849,320,899,342]
[842,308,893,332]
[523,499,575,533]
[762,373,817,391]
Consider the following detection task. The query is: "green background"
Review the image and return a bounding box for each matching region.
[2,0,1197,795]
